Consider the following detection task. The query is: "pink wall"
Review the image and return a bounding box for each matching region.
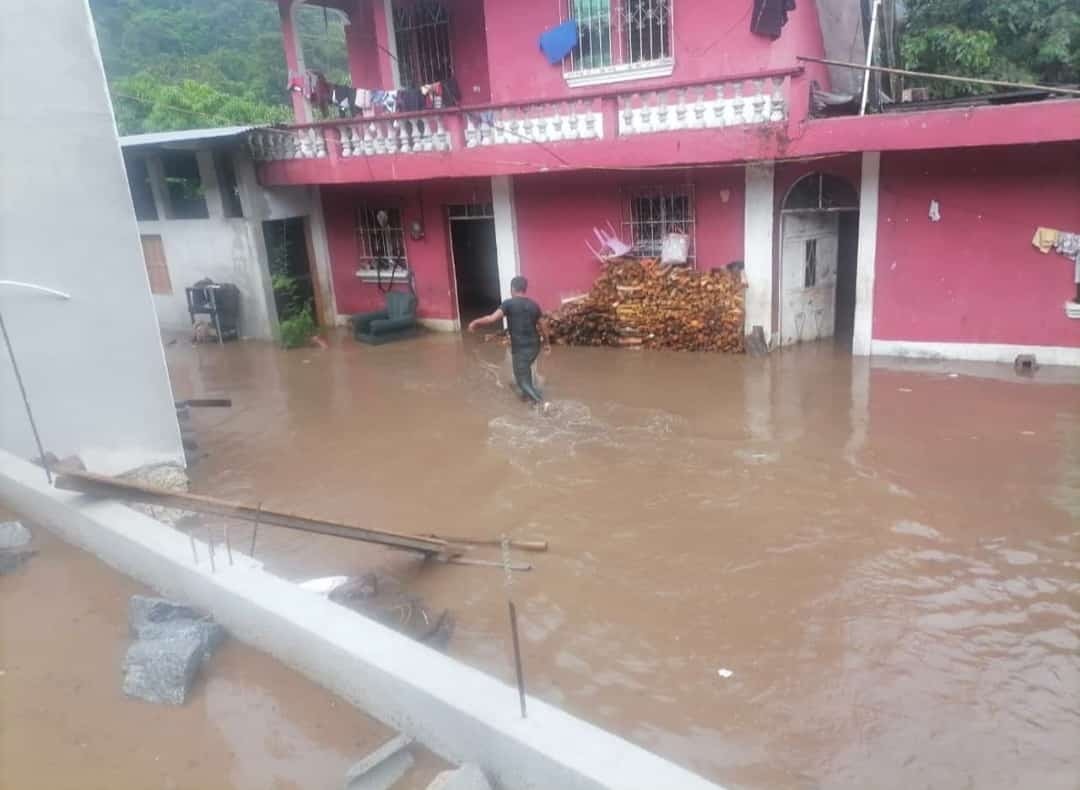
[514,167,746,311]
[322,179,492,320]
[873,142,1080,348]
[448,0,490,103]
[480,0,828,115]
[345,0,388,89]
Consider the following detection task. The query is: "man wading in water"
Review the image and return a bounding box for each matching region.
[469,276,551,412]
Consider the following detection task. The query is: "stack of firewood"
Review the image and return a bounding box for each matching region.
[547,259,745,352]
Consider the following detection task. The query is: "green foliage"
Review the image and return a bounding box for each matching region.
[278,306,317,349]
[901,0,1080,97]
[90,0,349,134]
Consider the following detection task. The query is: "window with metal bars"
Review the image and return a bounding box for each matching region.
[563,0,673,77]
[393,1,453,89]
[622,186,695,262]
[356,207,408,271]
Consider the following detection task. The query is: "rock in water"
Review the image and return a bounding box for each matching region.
[426,764,492,790]
[121,635,204,705]
[0,521,31,550]
[129,595,202,632]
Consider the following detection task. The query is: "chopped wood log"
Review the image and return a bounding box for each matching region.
[547,258,745,353]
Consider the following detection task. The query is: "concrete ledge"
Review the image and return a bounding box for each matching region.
[871,339,1080,368]
[0,450,722,790]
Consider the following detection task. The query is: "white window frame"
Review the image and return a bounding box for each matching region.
[355,206,410,282]
[621,184,696,263]
[560,0,675,88]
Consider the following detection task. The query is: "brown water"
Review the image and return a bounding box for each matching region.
[0,516,444,790]
[169,335,1080,790]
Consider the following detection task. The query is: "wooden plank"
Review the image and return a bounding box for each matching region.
[444,557,532,572]
[54,468,459,558]
[424,534,548,553]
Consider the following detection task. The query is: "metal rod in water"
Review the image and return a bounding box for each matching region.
[508,601,527,719]
[0,310,52,484]
[189,531,198,564]
[249,504,261,558]
[224,524,233,566]
[207,527,216,573]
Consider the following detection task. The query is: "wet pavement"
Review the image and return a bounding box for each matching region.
[168,334,1080,790]
[0,514,444,790]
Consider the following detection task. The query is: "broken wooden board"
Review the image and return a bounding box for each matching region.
[424,534,548,553]
[53,468,461,558]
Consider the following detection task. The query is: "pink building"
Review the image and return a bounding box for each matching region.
[251,0,1080,365]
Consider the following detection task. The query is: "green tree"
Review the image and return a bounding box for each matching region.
[90,0,349,133]
[901,0,1080,96]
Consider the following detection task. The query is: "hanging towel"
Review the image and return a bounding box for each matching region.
[751,0,796,39]
[539,20,580,65]
[1032,227,1061,254]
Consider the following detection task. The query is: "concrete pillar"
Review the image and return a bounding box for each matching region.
[196,150,225,219]
[743,163,776,345]
[279,0,312,122]
[491,176,521,301]
[344,0,389,90]
[373,0,401,89]
[853,151,880,357]
[306,187,339,327]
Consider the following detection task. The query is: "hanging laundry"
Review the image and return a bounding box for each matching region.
[1032,227,1061,253]
[421,82,444,109]
[539,19,579,65]
[1056,232,1080,264]
[330,84,355,116]
[372,90,398,114]
[399,88,424,113]
[751,0,797,39]
[355,88,373,116]
[305,71,332,114]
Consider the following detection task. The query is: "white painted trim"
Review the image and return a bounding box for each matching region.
[418,317,459,332]
[743,163,775,345]
[564,60,675,89]
[492,175,521,301]
[852,152,880,356]
[871,339,1080,367]
[383,0,401,90]
[1066,301,1080,319]
[0,450,723,790]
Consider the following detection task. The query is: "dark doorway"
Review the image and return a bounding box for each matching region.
[834,212,860,350]
[263,217,315,326]
[449,206,499,325]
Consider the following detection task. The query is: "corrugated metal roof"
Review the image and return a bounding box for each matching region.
[119,125,255,148]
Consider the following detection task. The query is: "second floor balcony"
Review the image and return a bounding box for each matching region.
[250,68,800,185]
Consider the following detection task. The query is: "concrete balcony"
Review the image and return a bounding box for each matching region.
[250,68,800,186]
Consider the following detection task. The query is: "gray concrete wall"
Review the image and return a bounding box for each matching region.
[0,0,184,474]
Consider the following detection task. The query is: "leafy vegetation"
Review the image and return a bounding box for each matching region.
[90,0,348,133]
[278,306,318,349]
[901,0,1080,96]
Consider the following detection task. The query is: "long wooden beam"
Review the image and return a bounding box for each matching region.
[54,468,461,558]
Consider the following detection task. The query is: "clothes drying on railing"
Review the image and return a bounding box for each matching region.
[292,70,461,118]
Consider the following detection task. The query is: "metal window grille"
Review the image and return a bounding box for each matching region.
[563,0,672,75]
[394,1,453,88]
[356,207,408,270]
[622,185,695,261]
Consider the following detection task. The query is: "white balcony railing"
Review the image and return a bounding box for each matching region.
[617,77,789,136]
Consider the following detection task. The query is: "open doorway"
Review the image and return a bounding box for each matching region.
[263,217,316,328]
[778,173,860,350]
[448,203,499,326]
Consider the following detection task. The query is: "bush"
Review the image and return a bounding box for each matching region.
[279,306,316,349]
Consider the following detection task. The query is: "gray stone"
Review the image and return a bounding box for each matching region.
[129,595,203,632]
[129,596,225,661]
[426,764,492,790]
[0,549,37,575]
[0,521,31,550]
[344,734,415,790]
[121,635,204,705]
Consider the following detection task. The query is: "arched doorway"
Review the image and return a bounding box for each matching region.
[779,173,860,348]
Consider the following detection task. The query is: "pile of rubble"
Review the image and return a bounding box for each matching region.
[547,258,746,352]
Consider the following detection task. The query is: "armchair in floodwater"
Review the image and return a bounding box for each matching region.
[350,290,419,345]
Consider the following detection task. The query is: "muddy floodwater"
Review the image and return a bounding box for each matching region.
[0,517,444,789]
[168,335,1080,790]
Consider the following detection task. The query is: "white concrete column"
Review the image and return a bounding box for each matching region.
[743,163,775,345]
[306,187,339,327]
[144,155,170,221]
[853,151,880,356]
[383,0,402,89]
[492,175,521,300]
[196,150,225,219]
